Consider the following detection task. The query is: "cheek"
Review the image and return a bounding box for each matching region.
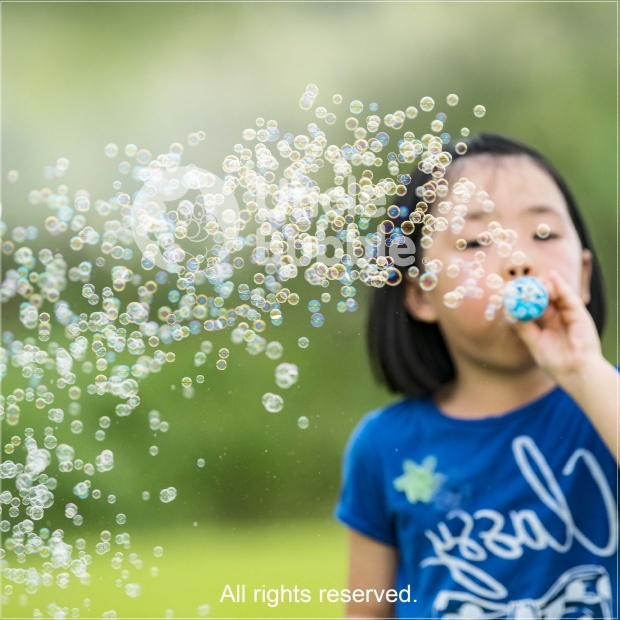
[431,277,493,337]
[532,241,584,288]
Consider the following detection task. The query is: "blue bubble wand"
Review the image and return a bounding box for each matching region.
[503,276,549,322]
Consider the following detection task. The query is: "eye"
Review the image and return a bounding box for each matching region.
[534,232,559,241]
[463,239,481,248]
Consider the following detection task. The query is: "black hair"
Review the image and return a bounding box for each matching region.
[367,132,607,398]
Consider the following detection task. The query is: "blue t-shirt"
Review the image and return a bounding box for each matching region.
[334,385,618,619]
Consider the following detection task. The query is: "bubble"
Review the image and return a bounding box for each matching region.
[65,503,78,518]
[405,106,418,119]
[431,120,443,132]
[455,142,468,155]
[125,583,141,598]
[419,272,438,291]
[536,223,551,239]
[473,105,486,118]
[461,128,470,137]
[379,220,394,235]
[216,360,227,370]
[481,199,495,213]
[218,348,229,359]
[265,341,284,360]
[197,458,205,468]
[420,235,433,249]
[262,393,284,413]
[298,337,309,348]
[401,221,414,235]
[427,259,443,274]
[315,107,327,119]
[511,250,526,265]
[153,546,164,557]
[443,291,463,309]
[149,446,159,456]
[476,231,492,246]
[104,144,119,158]
[383,267,401,286]
[7,170,19,183]
[299,96,314,111]
[136,149,151,164]
[455,239,467,250]
[497,242,512,257]
[486,273,504,289]
[420,97,435,112]
[349,100,363,114]
[116,514,126,525]
[275,363,299,389]
[310,313,324,328]
[446,94,459,106]
[373,131,388,147]
[332,94,343,105]
[159,487,177,503]
[297,416,310,430]
[141,492,150,501]
[446,264,460,278]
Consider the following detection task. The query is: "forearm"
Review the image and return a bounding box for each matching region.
[559,357,619,463]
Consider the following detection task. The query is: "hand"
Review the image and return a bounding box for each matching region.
[511,271,619,463]
[509,270,603,386]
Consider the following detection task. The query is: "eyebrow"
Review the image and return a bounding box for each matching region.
[466,204,562,221]
[523,204,562,217]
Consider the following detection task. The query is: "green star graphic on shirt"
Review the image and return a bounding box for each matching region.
[393,455,447,504]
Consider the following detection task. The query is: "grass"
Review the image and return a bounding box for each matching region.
[2,519,350,619]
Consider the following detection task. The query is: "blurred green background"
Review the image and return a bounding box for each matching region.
[2,2,616,618]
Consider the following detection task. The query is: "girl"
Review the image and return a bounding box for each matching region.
[334,133,619,619]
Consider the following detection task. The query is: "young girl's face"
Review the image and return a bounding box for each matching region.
[404,154,593,370]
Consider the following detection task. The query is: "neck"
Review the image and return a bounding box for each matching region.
[433,355,557,419]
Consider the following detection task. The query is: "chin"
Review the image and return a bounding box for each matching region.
[465,323,536,370]
[487,340,537,370]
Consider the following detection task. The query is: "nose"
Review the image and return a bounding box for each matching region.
[502,255,535,280]
[506,264,532,278]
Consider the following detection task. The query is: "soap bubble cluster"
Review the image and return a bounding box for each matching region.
[2,84,546,616]
[159,487,177,503]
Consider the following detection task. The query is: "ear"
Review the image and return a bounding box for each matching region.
[403,279,439,323]
[580,248,593,305]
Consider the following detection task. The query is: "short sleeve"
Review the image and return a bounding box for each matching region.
[333,411,396,546]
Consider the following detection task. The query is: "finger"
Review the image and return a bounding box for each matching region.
[535,301,560,330]
[548,270,585,322]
